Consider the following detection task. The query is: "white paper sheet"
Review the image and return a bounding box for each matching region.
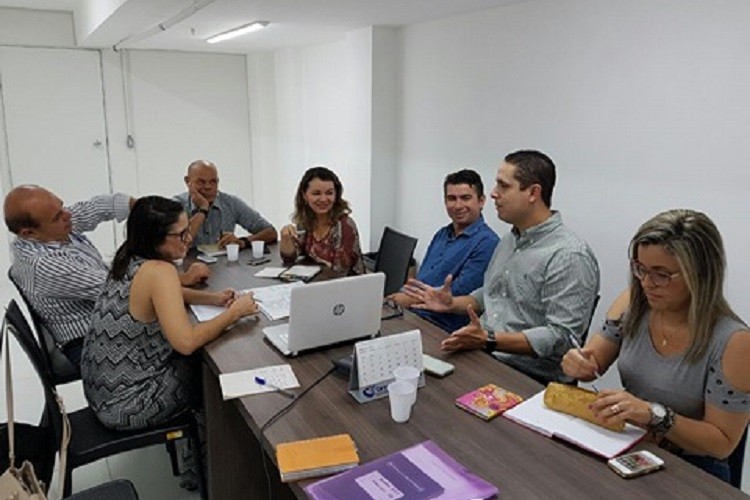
[250,282,304,320]
[219,364,300,400]
[189,282,304,322]
[189,304,225,322]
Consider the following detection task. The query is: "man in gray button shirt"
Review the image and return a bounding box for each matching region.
[175,159,277,249]
[405,150,600,383]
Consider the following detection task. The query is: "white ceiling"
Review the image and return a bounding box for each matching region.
[0,0,525,53]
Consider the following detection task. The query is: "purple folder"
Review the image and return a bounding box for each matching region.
[305,440,498,500]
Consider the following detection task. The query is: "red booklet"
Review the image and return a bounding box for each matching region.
[455,384,523,421]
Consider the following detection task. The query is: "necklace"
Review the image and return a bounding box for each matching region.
[661,331,674,347]
[654,313,686,347]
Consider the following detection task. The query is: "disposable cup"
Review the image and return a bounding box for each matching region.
[394,365,421,405]
[388,381,415,423]
[251,240,264,259]
[226,243,240,262]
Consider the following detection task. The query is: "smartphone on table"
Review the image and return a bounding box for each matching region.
[607,450,664,478]
[422,354,454,377]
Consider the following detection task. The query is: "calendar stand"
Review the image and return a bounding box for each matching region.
[348,330,424,404]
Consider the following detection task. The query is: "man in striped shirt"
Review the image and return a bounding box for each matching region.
[404,150,600,384]
[4,186,212,366]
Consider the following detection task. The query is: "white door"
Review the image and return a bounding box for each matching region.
[0,47,115,264]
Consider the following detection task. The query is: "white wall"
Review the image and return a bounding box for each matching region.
[249,28,380,248]
[396,0,750,324]
[123,50,253,200]
[369,27,401,250]
[0,8,77,268]
[0,7,74,47]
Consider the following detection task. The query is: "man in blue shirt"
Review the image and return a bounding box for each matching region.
[390,169,499,332]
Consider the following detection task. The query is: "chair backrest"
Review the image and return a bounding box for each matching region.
[4,300,65,450]
[7,271,80,384]
[1,304,58,488]
[580,294,601,344]
[373,226,418,297]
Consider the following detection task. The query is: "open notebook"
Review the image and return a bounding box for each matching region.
[503,391,646,459]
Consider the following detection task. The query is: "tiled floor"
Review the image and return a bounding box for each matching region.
[0,283,199,499]
[1,280,749,496]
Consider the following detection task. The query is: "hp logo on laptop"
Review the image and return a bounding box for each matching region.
[333,303,345,316]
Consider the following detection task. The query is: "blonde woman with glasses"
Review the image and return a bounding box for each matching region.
[562,209,750,483]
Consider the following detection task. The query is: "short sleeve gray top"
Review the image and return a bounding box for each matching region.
[601,313,749,419]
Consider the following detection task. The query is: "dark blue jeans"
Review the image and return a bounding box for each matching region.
[681,454,731,484]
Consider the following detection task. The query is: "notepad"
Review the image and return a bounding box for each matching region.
[219,364,299,400]
[503,391,646,459]
[276,434,359,482]
[197,244,226,257]
[455,384,523,421]
[254,267,288,278]
[253,265,322,281]
[279,265,321,281]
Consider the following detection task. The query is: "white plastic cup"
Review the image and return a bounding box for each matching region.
[388,381,415,423]
[394,365,421,405]
[226,243,240,262]
[251,240,264,259]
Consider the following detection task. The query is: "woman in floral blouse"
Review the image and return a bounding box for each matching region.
[280,166,365,275]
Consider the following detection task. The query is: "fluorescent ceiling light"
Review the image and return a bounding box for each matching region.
[206,21,269,44]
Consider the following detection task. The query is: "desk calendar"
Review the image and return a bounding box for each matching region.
[348,330,424,403]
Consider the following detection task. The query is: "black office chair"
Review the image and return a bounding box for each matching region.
[728,426,747,489]
[7,271,81,385]
[0,314,58,492]
[580,294,601,345]
[65,479,139,500]
[4,299,207,499]
[373,226,418,296]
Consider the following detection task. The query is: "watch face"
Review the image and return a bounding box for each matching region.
[651,403,666,422]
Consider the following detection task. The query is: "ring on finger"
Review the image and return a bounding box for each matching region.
[610,404,621,414]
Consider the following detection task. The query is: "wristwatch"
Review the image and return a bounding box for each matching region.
[648,402,676,437]
[484,331,497,353]
[192,206,209,216]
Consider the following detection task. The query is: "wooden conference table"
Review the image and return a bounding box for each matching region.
[196,248,745,499]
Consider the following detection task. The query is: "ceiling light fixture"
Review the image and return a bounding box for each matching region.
[206,21,269,44]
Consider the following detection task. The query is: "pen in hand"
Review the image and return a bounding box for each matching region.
[254,376,295,399]
[568,334,601,393]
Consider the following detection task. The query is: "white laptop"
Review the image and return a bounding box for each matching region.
[263,273,386,356]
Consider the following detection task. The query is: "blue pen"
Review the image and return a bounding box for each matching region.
[568,334,601,393]
[254,376,295,398]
